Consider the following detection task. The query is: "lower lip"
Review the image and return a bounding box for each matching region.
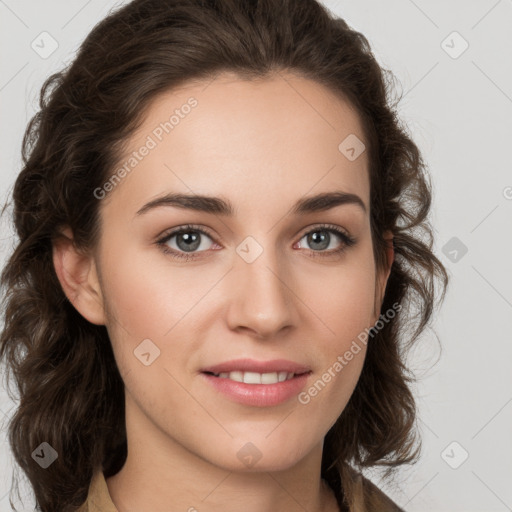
[201,372,311,407]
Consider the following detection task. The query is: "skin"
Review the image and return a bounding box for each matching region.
[53,70,393,512]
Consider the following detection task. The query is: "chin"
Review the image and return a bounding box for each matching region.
[203,440,313,474]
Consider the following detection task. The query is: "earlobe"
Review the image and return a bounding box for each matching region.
[52,227,106,325]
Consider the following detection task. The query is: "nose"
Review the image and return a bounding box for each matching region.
[225,245,300,339]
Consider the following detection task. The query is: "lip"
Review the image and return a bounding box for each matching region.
[200,358,312,375]
[201,372,311,407]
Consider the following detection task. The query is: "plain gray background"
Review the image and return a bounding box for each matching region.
[0,1,511,511]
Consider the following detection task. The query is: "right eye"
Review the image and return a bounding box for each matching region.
[156,224,218,261]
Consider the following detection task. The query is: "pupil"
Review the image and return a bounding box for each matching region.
[309,231,329,250]
[178,232,200,251]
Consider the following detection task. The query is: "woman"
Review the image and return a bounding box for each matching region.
[0,0,448,511]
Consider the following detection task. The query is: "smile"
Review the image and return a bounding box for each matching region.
[201,370,312,407]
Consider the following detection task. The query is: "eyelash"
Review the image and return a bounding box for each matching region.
[155,223,357,262]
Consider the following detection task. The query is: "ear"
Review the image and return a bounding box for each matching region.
[373,230,394,322]
[52,226,106,325]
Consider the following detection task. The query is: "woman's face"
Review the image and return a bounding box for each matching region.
[87,71,392,472]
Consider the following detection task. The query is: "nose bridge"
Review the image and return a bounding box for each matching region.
[226,235,298,337]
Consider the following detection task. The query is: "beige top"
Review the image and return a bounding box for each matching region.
[77,468,404,511]
[77,470,117,512]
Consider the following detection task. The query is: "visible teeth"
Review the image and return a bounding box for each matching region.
[243,371,262,384]
[229,371,244,382]
[214,371,297,384]
[261,372,278,384]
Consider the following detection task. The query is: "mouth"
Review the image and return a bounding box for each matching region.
[200,369,312,407]
[199,359,312,406]
[201,370,311,384]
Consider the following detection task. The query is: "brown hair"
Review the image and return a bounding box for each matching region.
[0,0,448,510]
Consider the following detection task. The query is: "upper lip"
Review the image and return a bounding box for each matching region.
[201,358,312,375]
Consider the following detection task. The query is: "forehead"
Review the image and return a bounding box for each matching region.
[100,70,370,217]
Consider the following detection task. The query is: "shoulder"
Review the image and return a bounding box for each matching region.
[352,471,405,512]
[76,501,88,512]
[75,469,118,512]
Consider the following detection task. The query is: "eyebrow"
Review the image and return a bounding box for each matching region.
[135,190,367,217]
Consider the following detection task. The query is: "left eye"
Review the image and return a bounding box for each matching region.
[296,228,346,252]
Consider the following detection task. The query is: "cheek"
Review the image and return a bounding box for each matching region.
[295,252,375,407]
[301,255,377,346]
[297,268,373,428]
[99,242,201,340]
